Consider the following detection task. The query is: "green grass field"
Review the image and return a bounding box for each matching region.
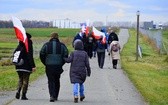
[0,28,79,91]
[162,29,168,55]
[121,29,168,105]
[0,28,168,105]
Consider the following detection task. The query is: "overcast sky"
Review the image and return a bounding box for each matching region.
[0,0,167,23]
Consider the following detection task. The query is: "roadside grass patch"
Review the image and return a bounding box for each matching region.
[121,29,168,105]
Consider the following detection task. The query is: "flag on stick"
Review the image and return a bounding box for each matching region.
[92,26,106,44]
[12,16,28,52]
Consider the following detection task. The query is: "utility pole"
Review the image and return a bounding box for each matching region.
[136,10,140,61]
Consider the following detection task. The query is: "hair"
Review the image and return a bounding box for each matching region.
[51,32,58,39]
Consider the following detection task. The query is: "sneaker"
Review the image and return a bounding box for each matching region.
[80,96,85,101]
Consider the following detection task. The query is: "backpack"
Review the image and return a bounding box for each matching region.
[12,44,24,66]
[111,44,118,52]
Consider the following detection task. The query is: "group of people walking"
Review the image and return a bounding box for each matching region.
[14,27,120,103]
[73,28,120,69]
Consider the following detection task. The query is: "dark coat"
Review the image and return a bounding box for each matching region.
[107,32,119,44]
[15,38,36,72]
[84,33,95,58]
[64,40,91,84]
[72,32,86,47]
[40,38,68,74]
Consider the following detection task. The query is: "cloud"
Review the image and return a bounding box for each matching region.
[0,0,168,23]
[114,9,125,18]
[109,1,132,9]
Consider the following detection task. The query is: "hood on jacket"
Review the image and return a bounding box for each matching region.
[74,39,84,50]
[101,27,106,33]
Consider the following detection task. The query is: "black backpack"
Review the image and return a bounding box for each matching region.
[12,43,25,65]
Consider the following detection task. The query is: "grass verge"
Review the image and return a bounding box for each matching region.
[120,29,168,105]
[0,58,45,91]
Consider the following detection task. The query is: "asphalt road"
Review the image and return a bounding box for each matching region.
[1,29,147,105]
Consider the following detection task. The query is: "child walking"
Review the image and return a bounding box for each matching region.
[109,41,121,69]
[64,39,91,103]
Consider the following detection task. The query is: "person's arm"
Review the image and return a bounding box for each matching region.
[85,53,91,77]
[64,52,73,63]
[108,43,113,55]
[39,44,47,65]
[27,40,36,68]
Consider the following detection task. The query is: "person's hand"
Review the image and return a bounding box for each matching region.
[32,67,36,72]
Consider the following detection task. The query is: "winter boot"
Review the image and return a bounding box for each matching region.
[21,93,28,100]
[15,92,20,99]
[80,95,85,101]
[15,88,21,99]
[74,96,78,103]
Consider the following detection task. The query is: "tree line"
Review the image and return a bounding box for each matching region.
[0,20,51,28]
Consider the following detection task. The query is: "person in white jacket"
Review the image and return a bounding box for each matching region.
[108,41,120,69]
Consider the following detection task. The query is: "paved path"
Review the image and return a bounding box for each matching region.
[1,29,147,105]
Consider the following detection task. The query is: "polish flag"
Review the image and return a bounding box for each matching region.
[85,19,90,36]
[81,23,86,33]
[92,26,106,44]
[12,16,28,52]
[80,20,90,36]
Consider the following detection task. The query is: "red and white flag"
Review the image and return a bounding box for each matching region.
[92,26,106,44]
[12,16,28,52]
[80,20,90,36]
[85,19,90,36]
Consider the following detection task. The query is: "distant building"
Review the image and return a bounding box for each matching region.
[152,23,163,29]
[143,21,153,29]
[52,19,80,28]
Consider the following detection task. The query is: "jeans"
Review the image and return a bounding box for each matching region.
[73,83,84,97]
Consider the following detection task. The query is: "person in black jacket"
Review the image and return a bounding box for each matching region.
[107,29,119,44]
[84,32,95,59]
[40,32,68,102]
[15,33,36,100]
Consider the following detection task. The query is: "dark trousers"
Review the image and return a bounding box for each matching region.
[112,59,118,66]
[86,45,93,59]
[17,71,30,94]
[112,59,118,69]
[97,52,105,68]
[46,70,60,99]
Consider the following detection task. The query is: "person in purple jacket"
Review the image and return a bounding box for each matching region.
[64,39,91,103]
